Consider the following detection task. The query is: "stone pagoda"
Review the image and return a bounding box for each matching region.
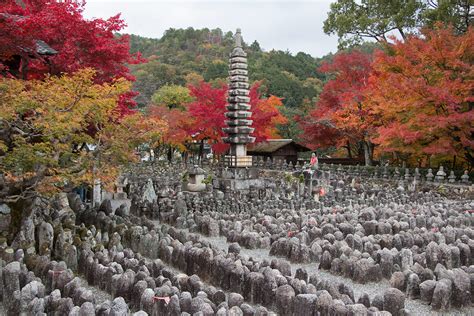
[222,28,255,167]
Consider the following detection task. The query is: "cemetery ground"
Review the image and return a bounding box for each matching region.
[0,161,472,315]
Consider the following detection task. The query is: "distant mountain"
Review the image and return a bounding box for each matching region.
[126,27,337,139]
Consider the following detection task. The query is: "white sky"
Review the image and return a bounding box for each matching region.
[83,0,339,57]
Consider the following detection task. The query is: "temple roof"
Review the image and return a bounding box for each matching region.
[248,139,311,153]
[35,40,58,55]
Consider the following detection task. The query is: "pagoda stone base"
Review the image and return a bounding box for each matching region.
[214,167,263,192]
[224,155,253,167]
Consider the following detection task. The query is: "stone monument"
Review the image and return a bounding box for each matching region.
[222,28,255,167]
[184,165,206,192]
[216,29,262,192]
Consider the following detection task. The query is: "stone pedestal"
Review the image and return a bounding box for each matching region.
[215,167,263,192]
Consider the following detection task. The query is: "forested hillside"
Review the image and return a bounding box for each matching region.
[127,28,332,139]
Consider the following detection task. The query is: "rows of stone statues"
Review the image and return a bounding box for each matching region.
[185,157,471,185]
[0,160,472,315]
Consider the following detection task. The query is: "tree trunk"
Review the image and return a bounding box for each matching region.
[363,141,372,166]
[167,146,173,162]
[7,197,33,244]
[198,140,204,165]
[345,141,352,159]
[357,142,364,161]
[368,141,375,164]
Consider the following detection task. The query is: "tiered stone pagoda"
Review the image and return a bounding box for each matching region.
[222,28,255,167]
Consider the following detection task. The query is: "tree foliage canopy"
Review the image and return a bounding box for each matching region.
[367,26,474,165]
[324,0,473,48]
[0,69,166,204]
[151,84,193,110]
[0,0,142,115]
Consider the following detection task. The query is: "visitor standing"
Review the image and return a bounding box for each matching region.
[310,152,318,170]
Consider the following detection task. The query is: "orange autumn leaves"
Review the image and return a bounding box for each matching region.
[300,26,474,166]
[147,81,287,154]
[0,69,167,199]
[368,27,474,161]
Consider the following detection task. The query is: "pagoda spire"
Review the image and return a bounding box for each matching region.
[222,29,255,167]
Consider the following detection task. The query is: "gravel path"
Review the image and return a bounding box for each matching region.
[194,233,474,316]
[149,220,278,313]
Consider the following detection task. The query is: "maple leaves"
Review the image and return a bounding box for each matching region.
[300,25,473,167]
[0,69,166,202]
[185,81,287,154]
[187,82,228,150]
[298,49,376,163]
[146,81,287,155]
[0,0,142,115]
[367,26,474,165]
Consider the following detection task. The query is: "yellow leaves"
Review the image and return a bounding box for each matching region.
[151,85,193,110]
[1,69,154,198]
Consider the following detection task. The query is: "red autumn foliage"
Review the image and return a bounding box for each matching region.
[367,26,474,166]
[298,50,375,154]
[147,105,196,151]
[187,81,287,154]
[0,0,143,115]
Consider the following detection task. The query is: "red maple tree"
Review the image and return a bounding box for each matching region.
[299,50,377,163]
[0,0,142,115]
[367,26,474,167]
[147,105,195,152]
[187,81,287,154]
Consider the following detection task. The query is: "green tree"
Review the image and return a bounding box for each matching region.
[151,85,192,109]
[423,0,473,34]
[324,0,423,47]
[325,0,472,48]
[131,60,183,108]
[203,60,228,82]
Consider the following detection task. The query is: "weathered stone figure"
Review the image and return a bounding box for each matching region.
[222,29,255,167]
[37,222,54,256]
[142,178,157,204]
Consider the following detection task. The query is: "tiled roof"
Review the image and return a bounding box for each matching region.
[35,40,57,55]
[248,139,310,153]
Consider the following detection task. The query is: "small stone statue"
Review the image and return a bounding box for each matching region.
[435,166,446,182]
[426,168,434,182]
[414,168,421,181]
[394,167,400,179]
[448,171,456,183]
[404,168,411,181]
[37,222,54,256]
[460,170,470,184]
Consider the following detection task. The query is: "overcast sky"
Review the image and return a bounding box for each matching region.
[83,0,339,58]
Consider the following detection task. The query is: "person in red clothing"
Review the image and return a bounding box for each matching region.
[310,152,318,169]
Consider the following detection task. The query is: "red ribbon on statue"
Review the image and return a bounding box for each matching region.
[287,231,298,237]
[319,188,326,196]
[153,296,170,305]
